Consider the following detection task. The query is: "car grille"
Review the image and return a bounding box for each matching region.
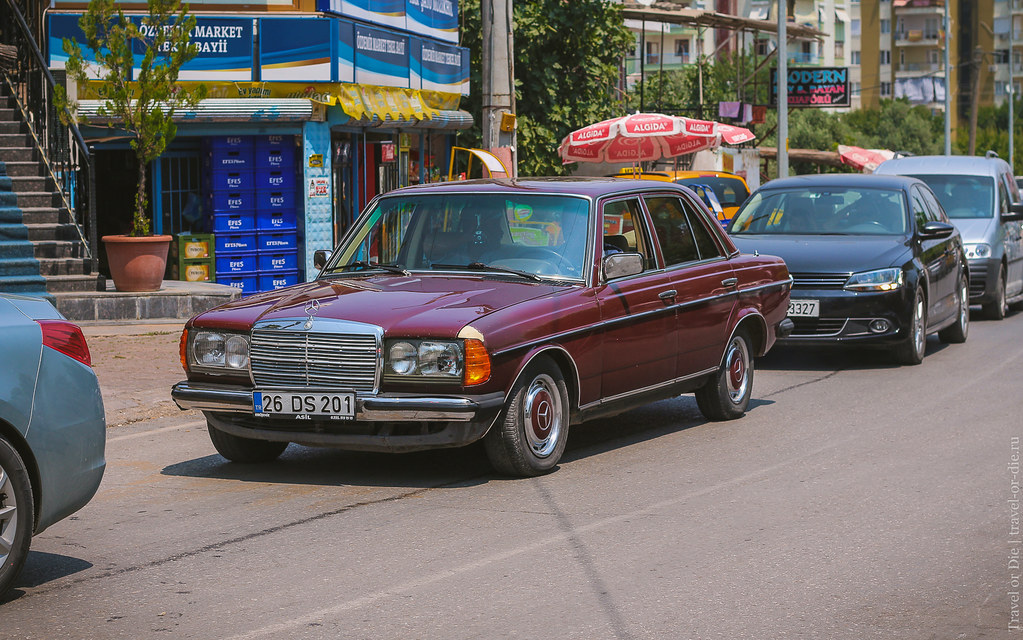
[790,272,850,290]
[789,317,848,337]
[968,261,988,298]
[250,329,380,392]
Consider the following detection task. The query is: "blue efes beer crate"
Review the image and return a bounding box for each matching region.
[217,271,259,296]
[208,189,255,212]
[215,232,257,254]
[259,270,300,292]
[216,253,258,274]
[255,189,295,212]
[258,250,299,271]
[208,169,254,192]
[256,209,297,231]
[257,230,298,251]
[210,212,256,233]
[255,167,296,191]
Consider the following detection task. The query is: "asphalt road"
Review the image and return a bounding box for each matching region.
[3,311,1022,639]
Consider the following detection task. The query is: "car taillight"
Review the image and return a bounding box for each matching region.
[36,319,92,367]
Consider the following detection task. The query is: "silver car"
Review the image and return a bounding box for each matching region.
[877,154,1023,319]
[0,294,105,598]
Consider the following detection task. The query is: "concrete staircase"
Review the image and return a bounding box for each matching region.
[0,91,106,302]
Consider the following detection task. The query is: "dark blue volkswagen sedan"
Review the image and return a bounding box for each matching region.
[728,174,969,365]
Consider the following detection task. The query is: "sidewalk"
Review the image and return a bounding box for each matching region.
[82,321,190,428]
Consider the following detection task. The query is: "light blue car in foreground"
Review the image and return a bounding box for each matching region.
[0,293,105,598]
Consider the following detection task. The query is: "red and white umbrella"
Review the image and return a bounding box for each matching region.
[558,113,755,164]
[838,145,895,173]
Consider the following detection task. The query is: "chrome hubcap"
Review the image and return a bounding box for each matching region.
[523,374,562,458]
[724,336,751,404]
[0,464,17,565]
[913,295,925,356]
[960,279,970,332]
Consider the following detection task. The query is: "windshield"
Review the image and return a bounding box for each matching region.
[729,187,908,235]
[328,194,592,280]
[676,176,750,207]
[904,174,995,219]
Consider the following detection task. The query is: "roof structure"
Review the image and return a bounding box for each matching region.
[620,1,827,41]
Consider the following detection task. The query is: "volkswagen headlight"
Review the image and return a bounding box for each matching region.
[964,243,991,260]
[844,268,904,292]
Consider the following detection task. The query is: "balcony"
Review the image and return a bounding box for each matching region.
[788,53,821,65]
[894,1,944,17]
[893,30,941,46]
[895,62,943,78]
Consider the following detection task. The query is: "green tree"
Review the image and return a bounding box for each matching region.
[57,0,207,236]
[458,0,633,176]
[843,99,942,156]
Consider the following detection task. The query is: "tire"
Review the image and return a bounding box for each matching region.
[895,288,927,365]
[982,265,1008,320]
[0,438,34,598]
[207,423,288,463]
[484,356,570,477]
[938,272,969,344]
[695,330,754,421]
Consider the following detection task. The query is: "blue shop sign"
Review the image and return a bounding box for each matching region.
[354,23,409,88]
[260,17,335,82]
[407,0,458,44]
[133,16,254,81]
[411,38,468,94]
[317,0,406,30]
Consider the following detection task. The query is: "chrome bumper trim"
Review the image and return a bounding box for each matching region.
[172,381,504,422]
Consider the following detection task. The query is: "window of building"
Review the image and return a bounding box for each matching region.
[881,81,892,96]
[880,49,891,65]
[851,50,861,65]
[881,19,890,34]
[646,41,660,64]
[851,19,860,36]
[675,38,690,63]
[851,82,861,95]
[929,49,940,65]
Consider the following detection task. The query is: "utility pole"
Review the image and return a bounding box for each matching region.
[777,0,788,178]
[944,0,951,155]
[1010,15,1015,173]
[969,45,983,156]
[481,0,517,177]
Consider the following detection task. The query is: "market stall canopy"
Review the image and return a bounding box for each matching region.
[558,113,755,164]
[838,145,895,173]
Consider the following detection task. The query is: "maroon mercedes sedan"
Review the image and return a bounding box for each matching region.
[172,178,792,477]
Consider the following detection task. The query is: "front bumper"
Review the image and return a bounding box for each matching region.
[172,381,506,452]
[778,287,913,345]
[967,257,999,303]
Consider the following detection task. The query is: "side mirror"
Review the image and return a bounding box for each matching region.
[1003,202,1023,222]
[313,249,331,270]
[603,253,644,280]
[918,220,955,239]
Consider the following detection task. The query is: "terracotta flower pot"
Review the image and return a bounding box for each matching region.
[102,234,172,292]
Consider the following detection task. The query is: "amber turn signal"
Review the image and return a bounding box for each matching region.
[463,338,491,386]
[179,328,189,373]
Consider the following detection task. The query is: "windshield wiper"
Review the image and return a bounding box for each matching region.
[329,261,410,276]
[431,262,543,282]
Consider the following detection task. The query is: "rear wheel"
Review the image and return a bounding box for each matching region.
[207,423,288,463]
[982,265,1008,320]
[938,272,969,344]
[484,356,569,477]
[895,288,927,365]
[696,330,754,421]
[0,438,33,598]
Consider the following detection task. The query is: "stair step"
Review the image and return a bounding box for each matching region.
[10,191,59,207]
[44,273,106,293]
[0,121,24,135]
[1,162,44,177]
[18,207,63,225]
[0,133,32,148]
[0,239,36,259]
[0,257,43,277]
[0,108,17,122]
[9,175,51,193]
[0,146,35,163]
[53,280,239,323]
[26,223,80,242]
[0,274,52,300]
[0,206,25,224]
[37,257,92,276]
[32,240,85,259]
[0,222,29,240]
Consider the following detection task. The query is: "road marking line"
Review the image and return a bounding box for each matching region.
[223,435,857,640]
[108,420,206,443]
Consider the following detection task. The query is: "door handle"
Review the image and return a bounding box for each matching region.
[721,277,738,287]
[658,289,677,302]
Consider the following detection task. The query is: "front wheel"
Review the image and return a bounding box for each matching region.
[982,265,1008,320]
[696,330,754,421]
[484,356,570,477]
[895,288,927,365]
[207,422,288,463]
[939,272,969,344]
[0,438,34,598]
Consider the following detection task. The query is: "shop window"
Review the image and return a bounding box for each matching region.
[155,152,202,235]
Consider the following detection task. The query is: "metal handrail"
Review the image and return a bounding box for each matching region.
[0,0,98,271]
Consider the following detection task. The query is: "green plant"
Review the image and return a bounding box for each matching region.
[56,0,207,236]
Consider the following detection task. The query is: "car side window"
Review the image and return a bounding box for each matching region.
[644,195,700,266]
[998,176,1011,215]
[686,199,725,260]
[919,187,948,223]
[910,188,929,229]
[601,198,654,270]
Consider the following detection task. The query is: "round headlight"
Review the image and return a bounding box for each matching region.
[419,341,463,376]
[225,335,249,369]
[388,342,417,375]
[192,332,225,366]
